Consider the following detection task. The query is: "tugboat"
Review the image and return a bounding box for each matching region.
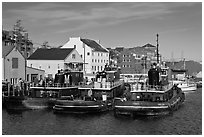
[53,65,125,113]
[113,63,185,117]
[22,69,83,109]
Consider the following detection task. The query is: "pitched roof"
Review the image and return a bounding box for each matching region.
[28,48,74,60]
[142,43,156,48]
[80,39,108,52]
[128,46,155,54]
[2,45,15,58]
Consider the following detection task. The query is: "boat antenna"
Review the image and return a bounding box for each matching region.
[156,34,159,64]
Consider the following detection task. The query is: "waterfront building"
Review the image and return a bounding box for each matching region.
[2,45,26,84]
[108,48,121,66]
[26,67,45,83]
[61,37,109,78]
[118,43,159,74]
[27,48,83,79]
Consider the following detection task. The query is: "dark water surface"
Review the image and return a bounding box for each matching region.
[2,88,202,135]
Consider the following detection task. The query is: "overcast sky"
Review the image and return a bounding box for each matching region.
[2,2,202,61]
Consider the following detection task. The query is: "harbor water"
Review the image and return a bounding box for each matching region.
[2,88,202,135]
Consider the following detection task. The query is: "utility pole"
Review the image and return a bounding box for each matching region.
[156,34,159,64]
[83,43,86,75]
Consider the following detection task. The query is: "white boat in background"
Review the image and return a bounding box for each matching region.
[173,80,197,92]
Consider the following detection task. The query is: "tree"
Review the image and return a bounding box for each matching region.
[42,41,49,48]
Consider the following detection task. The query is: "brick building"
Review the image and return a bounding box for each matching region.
[118,43,160,74]
[2,30,33,58]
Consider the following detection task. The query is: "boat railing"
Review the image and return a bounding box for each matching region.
[80,80,124,89]
[30,83,76,88]
[131,82,174,91]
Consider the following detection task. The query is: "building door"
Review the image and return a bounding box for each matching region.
[31,74,38,82]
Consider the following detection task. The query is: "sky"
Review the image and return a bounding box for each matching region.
[2,2,202,62]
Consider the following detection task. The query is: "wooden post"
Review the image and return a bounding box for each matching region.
[8,82,10,96]
[13,85,15,96]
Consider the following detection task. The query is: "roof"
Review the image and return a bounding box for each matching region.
[26,66,45,72]
[2,45,15,58]
[80,39,108,52]
[142,43,156,48]
[196,71,202,78]
[123,46,155,55]
[28,48,74,60]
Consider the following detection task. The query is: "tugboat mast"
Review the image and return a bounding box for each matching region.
[156,34,159,64]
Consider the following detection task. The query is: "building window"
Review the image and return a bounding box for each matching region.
[72,54,76,59]
[101,60,103,63]
[104,60,105,63]
[107,60,108,63]
[101,66,103,71]
[98,59,99,63]
[87,52,90,56]
[98,66,99,70]
[30,64,32,67]
[123,55,125,57]
[95,59,97,62]
[48,65,50,69]
[92,59,94,62]
[58,64,60,69]
[123,59,125,62]
[92,66,94,70]
[80,55,83,58]
[12,58,18,69]
[123,65,126,67]
[98,53,100,56]
[27,74,29,81]
[92,53,94,56]
[95,66,96,71]
[39,66,41,69]
[101,53,103,56]
[106,53,108,57]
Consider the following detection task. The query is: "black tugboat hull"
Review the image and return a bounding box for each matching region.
[53,100,109,114]
[114,105,170,116]
[114,92,185,116]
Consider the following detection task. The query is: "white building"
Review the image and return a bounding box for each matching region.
[27,48,83,78]
[2,45,26,84]
[26,67,45,82]
[61,37,109,77]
